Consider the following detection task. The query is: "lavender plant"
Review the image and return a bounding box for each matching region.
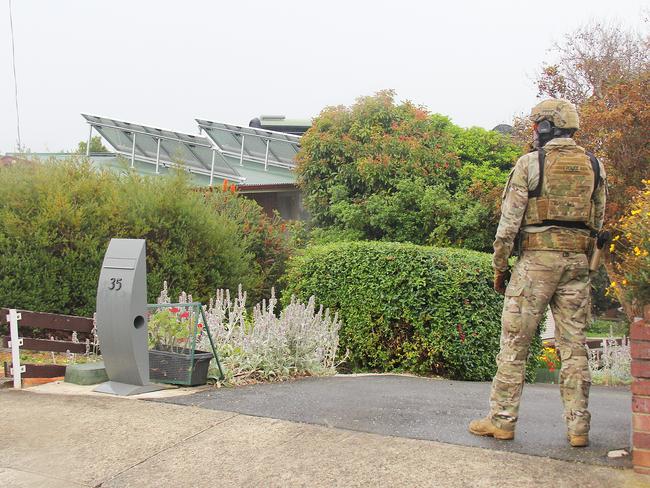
[157,283,342,383]
[588,336,632,385]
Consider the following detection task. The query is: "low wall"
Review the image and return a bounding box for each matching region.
[631,304,650,475]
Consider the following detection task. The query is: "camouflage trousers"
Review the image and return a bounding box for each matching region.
[489,250,592,435]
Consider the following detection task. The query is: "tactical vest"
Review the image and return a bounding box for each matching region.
[522,145,600,231]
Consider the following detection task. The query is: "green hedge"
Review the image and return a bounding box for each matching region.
[0,158,260,316]
[283,241,541,381]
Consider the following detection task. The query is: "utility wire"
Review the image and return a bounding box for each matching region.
[8,0,21,150]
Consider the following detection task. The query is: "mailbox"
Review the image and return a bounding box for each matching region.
[94,239,165,396]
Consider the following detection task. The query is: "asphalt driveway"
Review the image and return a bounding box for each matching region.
[155,374,631,467]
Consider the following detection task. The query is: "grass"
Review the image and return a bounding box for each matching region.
[586,318,629,338]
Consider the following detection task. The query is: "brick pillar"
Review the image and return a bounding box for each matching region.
[631,304,650,475]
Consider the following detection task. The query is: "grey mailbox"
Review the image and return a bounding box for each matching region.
[94,239,164,396]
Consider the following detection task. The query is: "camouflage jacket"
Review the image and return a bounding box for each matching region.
[492,138,607,272]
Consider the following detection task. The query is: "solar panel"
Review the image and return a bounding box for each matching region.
[82,114,244,184]
[196,119,301,170]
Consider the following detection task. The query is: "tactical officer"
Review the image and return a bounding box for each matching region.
[469,99,607,447]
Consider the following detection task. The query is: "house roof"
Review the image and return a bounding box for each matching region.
[82,114,300,187]
[4,152,296,188]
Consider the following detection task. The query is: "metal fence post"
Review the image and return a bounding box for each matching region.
[131,133,136,168]
[7,309,24,389]
[86,125,93,156]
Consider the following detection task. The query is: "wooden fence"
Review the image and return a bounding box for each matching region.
[1,308,94,379]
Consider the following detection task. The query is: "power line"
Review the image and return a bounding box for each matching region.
[8,0,21,150]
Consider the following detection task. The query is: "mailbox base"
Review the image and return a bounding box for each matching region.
[93,380,168,396]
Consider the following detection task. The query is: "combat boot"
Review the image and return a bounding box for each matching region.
[468,417,514,440]
[568,433,589,447]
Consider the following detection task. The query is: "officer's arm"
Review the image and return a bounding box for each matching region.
[492,156,529,272]
[592,159,607,231]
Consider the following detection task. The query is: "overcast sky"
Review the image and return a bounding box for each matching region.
[1,0,647,153]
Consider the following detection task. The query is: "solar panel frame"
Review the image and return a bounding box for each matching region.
[196,119,301,170]
[82,114,245,183]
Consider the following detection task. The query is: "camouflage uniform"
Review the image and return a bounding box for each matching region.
[489,137,607,436]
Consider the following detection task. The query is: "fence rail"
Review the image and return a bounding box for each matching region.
[3,362,66,379]
[1,308,95,387]
[2,336,87,354]
[0,308,93,333]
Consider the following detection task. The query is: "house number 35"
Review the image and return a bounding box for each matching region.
[108,278,123,291]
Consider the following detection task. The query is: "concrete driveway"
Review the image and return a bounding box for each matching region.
[0,377,645,488]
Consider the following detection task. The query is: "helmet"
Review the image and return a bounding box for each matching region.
[530,99,579,130]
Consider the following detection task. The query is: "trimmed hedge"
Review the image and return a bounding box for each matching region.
[0,158,260,316]
[283,241,541,381]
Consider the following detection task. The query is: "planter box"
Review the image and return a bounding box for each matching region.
[149,345,213,386]
[65,361,108,385]
[535,367,560,384]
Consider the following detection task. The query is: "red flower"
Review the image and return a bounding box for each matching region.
[169,307,180,313]
[197,323,203,329]
[180,311,190,319]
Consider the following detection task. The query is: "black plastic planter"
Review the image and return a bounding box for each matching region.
[149,345,214,386]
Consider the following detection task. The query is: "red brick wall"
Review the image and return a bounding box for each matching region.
[631,305,650,475]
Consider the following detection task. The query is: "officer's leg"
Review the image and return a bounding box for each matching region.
[550,253,591,437]
[489,251,557,431]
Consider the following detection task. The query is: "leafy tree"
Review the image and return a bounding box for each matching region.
[296,91,520,251]
[577,71,650,219]
[536,21,649,104]
[451,125,522,172]
[77,136,108,154]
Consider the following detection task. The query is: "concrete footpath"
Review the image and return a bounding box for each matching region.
[0,387,647,488]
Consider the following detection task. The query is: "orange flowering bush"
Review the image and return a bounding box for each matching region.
[296,90,521,251]
[608,179,650,310]
[537,345,561,372]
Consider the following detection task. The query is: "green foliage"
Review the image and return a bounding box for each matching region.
[0,157,261,316]
[586,318,628,338]
[296,91,521,251]
[451,126,522,173]
[590,266,620,315]
[77,136,108,154]
[148,307,196,350]
[282,241,541,381]
[201,185,294,301]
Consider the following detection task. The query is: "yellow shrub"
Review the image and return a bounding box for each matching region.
[608,180,650,308]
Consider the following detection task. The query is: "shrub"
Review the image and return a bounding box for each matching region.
[296,91,522,252]
[608,180,650,311]
[156,283,341,383]
[201,184,293,302]
[282,241,541,381]
[588,336,632,386]
[0,157,260,316]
